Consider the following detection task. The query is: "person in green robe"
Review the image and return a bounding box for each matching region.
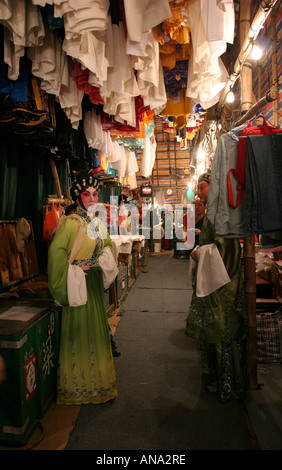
[185,172,248,403]
[48,170,117,405]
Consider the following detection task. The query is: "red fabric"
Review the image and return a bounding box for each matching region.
[228,117,281,209]
[73,62,104,106]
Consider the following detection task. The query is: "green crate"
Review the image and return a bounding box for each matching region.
[104,284,115,312]
[0,299,60,444]
[116,265,128,302]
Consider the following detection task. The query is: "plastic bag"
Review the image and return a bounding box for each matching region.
[43,201,61,240]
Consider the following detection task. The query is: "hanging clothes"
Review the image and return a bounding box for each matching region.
[73,62,104,106]
[244,133,282,234]
[207,124,250,237]
[228,116,281,209]
[0,0,45,80]
[200,0,234,58]
[184,0,229,110]
[123,0,171,43]
[140,134,157,178]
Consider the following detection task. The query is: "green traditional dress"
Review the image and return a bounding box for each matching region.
[185,217,248,402]
[48,207,117,405]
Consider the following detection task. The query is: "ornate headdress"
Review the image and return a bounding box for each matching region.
[70,170,100,202]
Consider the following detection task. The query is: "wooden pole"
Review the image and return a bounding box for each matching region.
[240,0,259,391]
[218,0,279,108]
[234,86,278,127]
[271,8,279,126]
[49,158,62,199]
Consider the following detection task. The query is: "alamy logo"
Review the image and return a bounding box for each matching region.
[86,197,195,251]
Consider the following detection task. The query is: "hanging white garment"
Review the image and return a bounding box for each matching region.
[83,109,103,150]
[108,140,123,164]
[140,136,157,178]
[127,150,139,176]
[66,32,109,87]
[185,0,229,109]
[123,0,171,43]
[126,31,149,57]
[196,244,231,297]
[100,22,140,126]
[123,150,139,189]
[61,0,109,39]
[102,130,114,158]
[200,0,234,58]
[110,144,127,178]
[28,27,64,96]
[83,109,114,157]
[0,0,45,80]
[32,1,54,6]
[135,30,167,114]
[58,1,110,88]
[88,14,114,87]
[52,0,70,18]
[57,56,84,129]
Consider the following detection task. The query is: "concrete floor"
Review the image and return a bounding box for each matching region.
[1,251,281,451]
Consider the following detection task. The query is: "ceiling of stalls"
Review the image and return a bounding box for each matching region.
[0,0,280,206]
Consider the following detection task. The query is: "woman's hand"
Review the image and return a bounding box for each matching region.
[78,261,90,275]
[190,245,200,262]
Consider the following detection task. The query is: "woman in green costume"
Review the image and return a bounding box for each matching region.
[48,171,117,405]
[185,173,248,403]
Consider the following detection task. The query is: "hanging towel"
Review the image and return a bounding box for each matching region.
[98,246,119,290]
[196,243,231,297]
[67,263,87,307]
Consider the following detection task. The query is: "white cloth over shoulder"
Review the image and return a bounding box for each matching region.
[98,246,119,290]
[67,263,87,307]
[189,243,231,297]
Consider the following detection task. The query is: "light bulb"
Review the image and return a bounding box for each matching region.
[226,91,235,103]
[251,45,262,60]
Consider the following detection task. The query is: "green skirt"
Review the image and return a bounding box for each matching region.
[57,266,117,405]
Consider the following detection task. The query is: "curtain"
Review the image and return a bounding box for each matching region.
[0,139,66,271]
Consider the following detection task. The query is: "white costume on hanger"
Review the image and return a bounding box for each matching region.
[0,0,45,80]
[140,135,157,178]
[200,0,234,58]
[28,27,64,96]
[83,109,114,158]
[185,0,229,109]
[134,29,167,115]
[123,0,171,43]
[57,56,84,129]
